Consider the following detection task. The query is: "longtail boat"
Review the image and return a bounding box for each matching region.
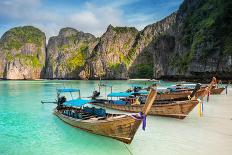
[210,87,225,94]
[91,78,216,119]
[208,79,226,94]
[52,88,157,144]
[158,77,217,99]
[169,77,225,95]
[92,99,199,119]
[126,78,215,101]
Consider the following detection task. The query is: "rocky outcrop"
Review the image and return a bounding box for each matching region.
[165,0,232,79]
[0,0,231,80]
[0,26,46,79]
[86,25,139,79]
[129,0,232,80]
[43,27,97,79]
[84,14,177,79]
[128,13,177,78]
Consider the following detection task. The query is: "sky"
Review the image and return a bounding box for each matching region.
[0,0,183,39]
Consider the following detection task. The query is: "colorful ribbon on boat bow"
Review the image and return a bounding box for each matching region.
[197,97,203,117]
[131,112,147,130]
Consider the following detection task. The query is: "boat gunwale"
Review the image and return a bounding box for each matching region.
[54,109,132,123]
[91,99,199,108]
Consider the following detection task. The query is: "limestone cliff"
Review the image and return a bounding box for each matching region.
[0,26,46,79]
[43,27,97,79]
[0,0,231,80]
[86,25,139,79]
[129,0,232,80]
[170,0,232,79]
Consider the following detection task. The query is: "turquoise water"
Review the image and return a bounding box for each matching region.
[0,80,158,155]
[0,80,232,155]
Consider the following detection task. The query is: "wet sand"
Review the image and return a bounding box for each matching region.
[128,88,232,155]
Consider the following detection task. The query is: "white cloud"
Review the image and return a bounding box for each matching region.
[0,0,125,39]
[0,0,41,19]
[67,3,124,36]
[0,0,181,40]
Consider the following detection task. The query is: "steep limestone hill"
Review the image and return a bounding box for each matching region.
[43,27,97,79]
[0,26,46,79]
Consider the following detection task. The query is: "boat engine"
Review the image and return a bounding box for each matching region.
[57,96,66,109]
[92,91,100,99]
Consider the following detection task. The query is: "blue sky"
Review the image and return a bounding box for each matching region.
[0,0,183,39]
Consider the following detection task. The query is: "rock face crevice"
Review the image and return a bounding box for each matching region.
[0,0,231,80]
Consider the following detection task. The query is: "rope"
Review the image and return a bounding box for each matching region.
[123,143,133,155]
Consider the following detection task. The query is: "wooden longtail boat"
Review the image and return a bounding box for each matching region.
[91,78,216,119]
[210,87,225,94]
[91,100,198,119]
[127,78,215,101]
[155,77,217,100]
[53,88,157,144]
[155,89,207,101]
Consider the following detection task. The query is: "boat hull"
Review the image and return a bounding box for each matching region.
[54,109,141,144]
[156,89,206,100]
[92,100,199,119]
[210,88,225,94]
[156,91,191,100]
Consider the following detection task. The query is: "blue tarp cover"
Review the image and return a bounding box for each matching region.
[57,88,80,93]
[107,92,133,97]
[135,90,148,94]
[63,99,91,107]
[108,90,149,97]
[112,100,127,105]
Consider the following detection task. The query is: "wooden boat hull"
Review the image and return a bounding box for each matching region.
[92,100,199,119]
[156,91,191,100]
[54,109,141,144]
[156,89,206,101]
[210,88,225,94]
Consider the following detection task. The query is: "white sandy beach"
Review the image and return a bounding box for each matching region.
[127,88,232,155]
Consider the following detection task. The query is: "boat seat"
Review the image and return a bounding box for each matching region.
[83,107,95,114]
[83,107,106,117]
[94,108,106,117]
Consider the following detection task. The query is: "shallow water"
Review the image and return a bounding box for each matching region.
[0,80,232,155]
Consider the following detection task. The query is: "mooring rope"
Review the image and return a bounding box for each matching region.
[123,143,133,155]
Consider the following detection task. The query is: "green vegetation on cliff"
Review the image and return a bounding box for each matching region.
[5,52,41,68]
[16,54,41,68]
[0,26,45,50]
[113,27,138,35]
[63,44,88,71]
[0,26,45,71]
[130,64,153,78]
[180,0,232,57]
[108,63,121,72]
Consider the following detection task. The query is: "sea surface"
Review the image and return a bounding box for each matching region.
[0,80,232,155]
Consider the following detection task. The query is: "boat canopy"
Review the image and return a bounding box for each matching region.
[107,92,133,97]
[134,90,149,94]
[108,90,149,97]
[157,88,170,92]
[63,99,91,107]
[169,83,196,89]
[57,88,80,93]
